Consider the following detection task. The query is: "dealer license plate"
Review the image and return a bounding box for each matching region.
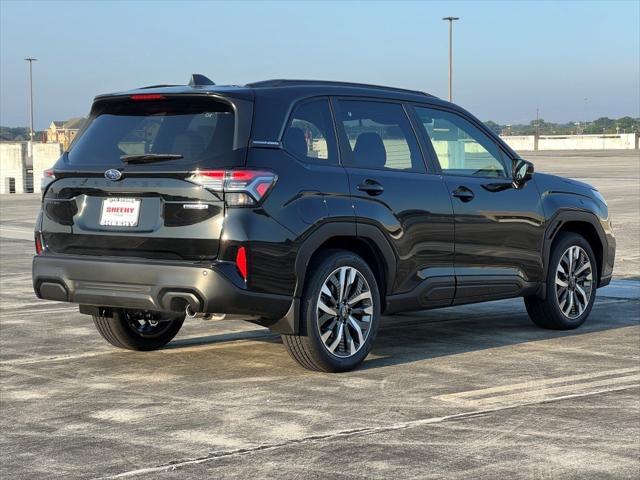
[99,198,141,227]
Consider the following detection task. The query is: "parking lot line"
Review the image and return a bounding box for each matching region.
[433,367,640,408]
[96,384,640,480]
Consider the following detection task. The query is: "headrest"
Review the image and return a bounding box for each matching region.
[285,127,308,158]
[353,132,386,168]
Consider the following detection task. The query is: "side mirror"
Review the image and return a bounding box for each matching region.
[513,159,534,187]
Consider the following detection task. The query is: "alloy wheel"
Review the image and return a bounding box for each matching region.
[124,310,176,338]
[555,245,593,319]
[316,266,374,358]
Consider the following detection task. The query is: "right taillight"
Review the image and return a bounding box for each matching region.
[187,169,277,207]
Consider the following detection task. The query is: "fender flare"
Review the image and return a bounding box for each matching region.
[542,209,607,282]
[292,222,397,298]
[272,221,397,336]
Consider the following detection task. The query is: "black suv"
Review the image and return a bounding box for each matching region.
[32,75,615,372]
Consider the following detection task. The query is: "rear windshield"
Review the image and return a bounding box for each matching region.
[66,96,239,168]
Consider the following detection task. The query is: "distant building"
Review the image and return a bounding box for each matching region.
[46,118,85,149]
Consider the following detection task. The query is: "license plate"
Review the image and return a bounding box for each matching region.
[100,198,141,227]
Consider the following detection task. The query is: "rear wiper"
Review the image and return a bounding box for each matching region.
[120,153,184,164]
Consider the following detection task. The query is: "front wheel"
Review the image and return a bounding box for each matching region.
[525,232,598,330]
[93,309,184,351]
[282,250,380,372]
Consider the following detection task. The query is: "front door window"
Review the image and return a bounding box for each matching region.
[414,107,508,178]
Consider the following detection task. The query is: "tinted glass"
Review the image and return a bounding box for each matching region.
[337,100,424,172]
[283,99,337,164]
[67,97,238,168]
[414,107,507,178]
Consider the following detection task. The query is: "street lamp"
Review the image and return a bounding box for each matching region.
[442,16,459,102]
[583,97,589,132]
[24,57,37,152]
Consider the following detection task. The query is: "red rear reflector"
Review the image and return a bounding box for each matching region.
[131,94,166,101]
[236,246,248,281]
[35,234,43,255]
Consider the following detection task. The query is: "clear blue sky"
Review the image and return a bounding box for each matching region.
[1,0,638,129]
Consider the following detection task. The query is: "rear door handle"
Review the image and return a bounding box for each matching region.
[452,186,474,202]
[357,180,384,196]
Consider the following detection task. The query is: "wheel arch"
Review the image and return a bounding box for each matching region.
[293,222,396,299]
[270,222,396,336]
[543,210,605,286]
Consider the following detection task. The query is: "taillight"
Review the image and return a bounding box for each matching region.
[43,168,55,179]
[187,169,276,206]
[131,94,166,101]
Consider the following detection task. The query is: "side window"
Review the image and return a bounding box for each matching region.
[414,106,508,178]
[283,99,337,164]
[336,100,425,172]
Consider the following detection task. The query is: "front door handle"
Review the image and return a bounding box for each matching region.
[357,180,384,196]
[452,186,474,202]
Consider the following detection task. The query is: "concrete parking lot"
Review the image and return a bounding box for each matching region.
[1,150,639,479]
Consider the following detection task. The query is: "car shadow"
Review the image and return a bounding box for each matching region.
[163,297,639,371]
[362,297,639,370]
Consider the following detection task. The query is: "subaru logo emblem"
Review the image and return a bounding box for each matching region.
[104,169,122,181]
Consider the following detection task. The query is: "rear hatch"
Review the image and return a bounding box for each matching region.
[41,93,251,261]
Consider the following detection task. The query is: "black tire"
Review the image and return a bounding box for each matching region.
[525,232,598,330]
[93,310,184,351]
[282,250,380,372]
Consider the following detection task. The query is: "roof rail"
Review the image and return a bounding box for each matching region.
[246,79,433,97]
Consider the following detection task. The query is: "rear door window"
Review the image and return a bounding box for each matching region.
[283,98,338,165]
[67,97,239,168]
[335,100,425,172]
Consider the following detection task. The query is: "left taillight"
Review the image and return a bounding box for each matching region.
[235,246,248,281]
[187,169,277,207]
[35,233,44,255]
[43,168,55,179]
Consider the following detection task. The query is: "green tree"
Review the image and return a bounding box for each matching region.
[484,120,503,135]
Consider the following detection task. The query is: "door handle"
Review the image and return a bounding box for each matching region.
[357,180,384,196]
[452,186,474,202]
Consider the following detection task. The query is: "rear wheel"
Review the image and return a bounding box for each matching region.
[93,309,184,351]
[525,232,597,330]
[282,251,380,372]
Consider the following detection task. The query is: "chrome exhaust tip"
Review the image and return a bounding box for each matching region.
[185,304,222,320]
[185,304,201,319]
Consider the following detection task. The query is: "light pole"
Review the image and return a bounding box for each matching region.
[442,16,459,102]
[583,97,588,132]
[24,57,37,155]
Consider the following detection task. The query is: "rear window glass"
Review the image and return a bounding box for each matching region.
[283,99,338,165]
[67,97,237,167]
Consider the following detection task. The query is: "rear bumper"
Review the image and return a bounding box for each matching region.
[32,254,292,320]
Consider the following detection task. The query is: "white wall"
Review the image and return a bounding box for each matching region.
[500,133,638,152]
[499,136,536,151]
[0,143,26,194]
[32,143,63,189]
[0,142,62,194]
[538,133,636,150]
